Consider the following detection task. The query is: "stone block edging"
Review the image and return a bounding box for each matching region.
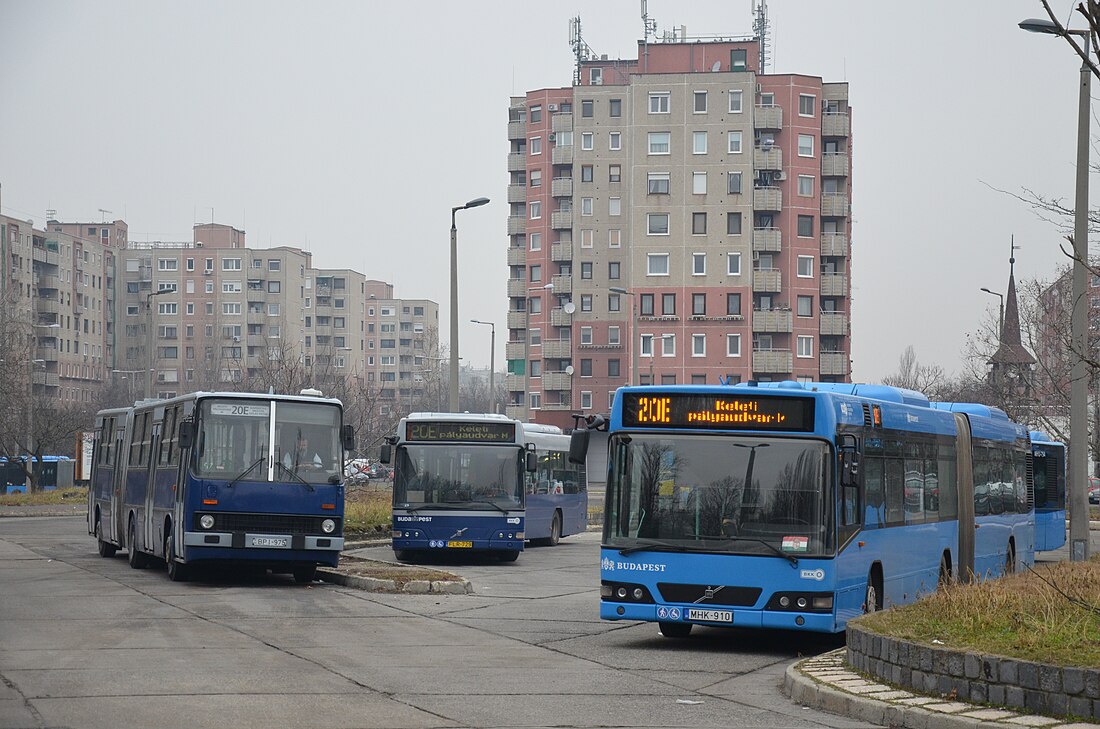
[317,568,473,594]
[846,622,1100,722]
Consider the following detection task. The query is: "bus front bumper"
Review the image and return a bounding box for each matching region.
[184,531,344,551]
[392,536,524,553]
[600,601,836,633]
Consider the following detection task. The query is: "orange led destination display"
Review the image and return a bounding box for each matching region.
[406,421,516,443]
[622,392,815,432]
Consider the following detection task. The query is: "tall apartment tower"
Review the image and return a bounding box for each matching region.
[505,35,853,429]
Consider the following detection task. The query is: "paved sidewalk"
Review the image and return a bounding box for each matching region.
[785,649,1099,729]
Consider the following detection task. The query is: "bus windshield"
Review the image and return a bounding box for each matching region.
[605,433,834,557]
[193,398,342,485]
[394,444,523,509]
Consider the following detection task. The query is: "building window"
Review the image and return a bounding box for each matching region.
[647,213,670,235]
[268,303,280,316]
[693,90,707,113]
[648,132,670,155]
[692,292,706,315]
[728,171,743,194]
[692,333,706,356]
[608,326,621,346]
[729,89,743,112]
[158,258,178,271]
[222,303,241,316]
[589,67,602,85]
[798,175,814,197]
[640,334,653,357]
[609,294,621,313]
[581,197,594,216]
[581,391,593,409]
[580,295,593,312]
[609,229,621,247]
[726,212,742,235]
[649,92,670,113]
[693,131,707,154]
[731,48,747,69]
[530,201,541,219]
[608,359,621,377]
[530,264,542,282]
[530,392,541,410]
[693,171,707,194]
[580,326,593,345]
[797,215,814,237]
[581,99,593,117]
[581,132,593,150]
[797,295,813,317]
[727,252,742,276]
[609,98,621,117]
[530,137,542,155]
[186,258,195,271]
[798,134,815,157]
[726,333,742,356]
[609,197,621,216]
[530,169,542,187]
[580,359,593,377]
[268,280,281,293]
[727,293,742,316]
[581,165,593,182]
[692,253,706,275]
[692,212,707,235]
[648,253,670,276]
[530,105,542,122]
[797,335,814,358]
[799,94,816,116]
[609,131,621,150]
[648,172,670,195]
[268,259,281,271]
[581,261,593,279]
[640,294,655,316]
[609,164,621,182]
[530,232,542,251]
[662,293,676,316]
[222,258,242,271]
[661,334,676,356]
[797,256,815,278]
[727,131,743,154]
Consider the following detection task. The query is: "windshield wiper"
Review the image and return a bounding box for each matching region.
[227,456,266,489]
[273,461,315,492]
[618,539,686,556]
[721,536,799,566]
[469,499,509,514]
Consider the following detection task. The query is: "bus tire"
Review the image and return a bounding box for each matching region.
[293,565,317,584]
[863,568,883,613]
[1004,540,1016,576]
[938,552,952,588]
[127,517,149,570]
[165,534,189,582]
[547,510,562,546]
[659,621,692,638]
[95,516,116,558]
[393,550,415,563]
[497,550,520,562]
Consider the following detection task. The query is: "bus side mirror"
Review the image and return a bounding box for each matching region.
[842,451,860,486]
[178,421,193,449]
[379,444,391,465]
[342,425,355,451]
[525,450,537,473]
[568,429,590,465]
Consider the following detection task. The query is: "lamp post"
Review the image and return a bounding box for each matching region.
[144,289,173,401]
[470,319,496,413]
[1020,17,1091,561]
[449,196,491,412]
[609,287,637,385]
[980,287,1004,338]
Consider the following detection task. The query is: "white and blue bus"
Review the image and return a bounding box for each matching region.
[87,390,353,582]
[569,382,1035,636]
[1029,431,1066,553]
[382,413,587,562]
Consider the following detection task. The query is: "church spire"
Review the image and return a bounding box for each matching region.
[990,236,1035,366]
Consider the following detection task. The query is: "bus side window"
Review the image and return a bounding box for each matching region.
[863,458,884,529]
[884,458,905,526]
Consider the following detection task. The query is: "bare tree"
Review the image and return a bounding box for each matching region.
[881,346,951,399]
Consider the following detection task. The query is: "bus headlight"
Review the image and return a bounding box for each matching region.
[199,514,215,530]
[321,519,336,534]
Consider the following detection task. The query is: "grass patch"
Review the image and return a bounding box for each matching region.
[856,558,1100,667]
[335,555,460,586]
[0,487,87,506]
[344,487,392,537]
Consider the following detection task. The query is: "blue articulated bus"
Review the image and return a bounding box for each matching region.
[87,390,354,582]
[569,382,1035,636]
[2,456,75,493]
[1029,431,1066,553]
[382,413,587,561]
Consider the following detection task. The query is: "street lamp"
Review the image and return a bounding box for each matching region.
[449,196,491,412]
[144,289,173,400]
[1020,16,1092,561]
[609,287,637,385]
[979,287,1004,338]
[470,319,496,413]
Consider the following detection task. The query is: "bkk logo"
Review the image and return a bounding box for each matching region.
[800,568,825,581]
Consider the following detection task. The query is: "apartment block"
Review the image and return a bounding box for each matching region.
[361,280,441,415]
[506,36,853,428]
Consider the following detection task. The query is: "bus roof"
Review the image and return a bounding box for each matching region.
[737,380,931,407]
[405,412,518,423]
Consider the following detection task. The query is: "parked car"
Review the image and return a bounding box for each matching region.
[1089,477,1100,505]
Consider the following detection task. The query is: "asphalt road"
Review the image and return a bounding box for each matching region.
[0,516,874,729]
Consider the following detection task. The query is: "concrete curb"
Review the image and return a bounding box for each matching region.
[783,649,1099,729]
[317,567,473,595]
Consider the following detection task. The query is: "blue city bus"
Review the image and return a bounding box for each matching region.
[2,456,75,494]
[382,413,587,562]
[1029,431,1066,552]
[87,390,354,582]
[569,382,1035,636]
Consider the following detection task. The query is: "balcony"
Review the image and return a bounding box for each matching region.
[822,111,850,137]
[36,273,61,290]
[551,210,573,229]
[551,112,573,133]
[822,152,849,177]
[821,273,848,297]
[507,279,528,297]
[820,351,849,376]
[506,404,526,420]
[551,146,574,165]
[754,186,782,211]
[821,233,848,257]
[541,397,573,411]
[507,310,527,329]
[551,241,573,262]
[754,105,782,130]
[508,152,527,172]
[752,228,782,253]
[821,193,849,217]
[820,312,849,336]
[752,269,782,293]
[542,338,572,358]
[507,183,527,204]
[551,177,573,198]
[505,341,526,360]
[507,246,527,266]
[36,347,59,362]
[507,216,527,236]
[550,274,572,295]
[752,309,793,333]
[754,147,783,170]
[36,297,61,315]
[550,307,572,327]
[752,349,792,374]
[32,371,60,387]
[505,373,526,392]
[507,119,526,140]
[542,371,571,390]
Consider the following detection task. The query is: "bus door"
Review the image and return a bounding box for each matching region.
[111,425,127,543]
[953,413,975,583]
[143,421,162,555]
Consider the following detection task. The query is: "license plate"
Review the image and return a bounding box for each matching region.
[250,537,288,548]
[446,540,473,548]
[687,608,733,623]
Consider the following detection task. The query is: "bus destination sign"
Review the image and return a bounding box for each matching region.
[406,421,516,443]
[621,392,815,432]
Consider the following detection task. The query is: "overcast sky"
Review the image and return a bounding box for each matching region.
[0,0,1090,382]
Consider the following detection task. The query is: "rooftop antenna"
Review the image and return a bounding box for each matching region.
[98,208,112,222]
[753,0,770,73]
[45,208,57,221]
[640,0,658,73]
[569,16,596,86]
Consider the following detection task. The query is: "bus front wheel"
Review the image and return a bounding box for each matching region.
[293,565,317,584]
[165,534,190,582]
[659,621,692,638]
[863,569,883,613]
[95,517,116,558]
[497,550,520,562]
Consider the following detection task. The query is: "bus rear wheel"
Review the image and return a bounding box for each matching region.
[165,534,189,582]
[127,518,149,570]
[547,511,562,546]
[659,621,692,638]
[938,553,952,588]
[1004,541,1016,576]
[95,518,116,558]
